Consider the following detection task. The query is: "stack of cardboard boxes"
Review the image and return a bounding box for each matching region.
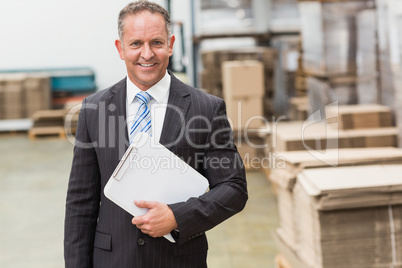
[0,73,51,120]
[24,74,51,118]
[28,109,67,139]
[356,9,379,104]
[2,74,25,119]
[271,104,397,152]
[326,104,393,130]
[222,60,265,131]
[271,120,398,152]
[293,165,402,268]
[375,0,402,146]
[270,147,402,268]
[270,102,402,266]
[222,60,267,168]
[200,47,276,118]
[297,0,375,118]
[288,96,309,121]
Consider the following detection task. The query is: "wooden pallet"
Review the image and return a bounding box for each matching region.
[275,254,293,268]
[28,126,66,139]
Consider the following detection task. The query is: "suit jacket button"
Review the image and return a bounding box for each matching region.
[137,238,145,246]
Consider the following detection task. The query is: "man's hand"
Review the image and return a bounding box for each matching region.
[132,200,178,238]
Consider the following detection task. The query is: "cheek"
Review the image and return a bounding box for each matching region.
[123,50,139,60]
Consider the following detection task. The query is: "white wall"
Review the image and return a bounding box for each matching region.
[0,0,166,90]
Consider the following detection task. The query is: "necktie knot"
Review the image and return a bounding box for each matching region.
[136,91,152,105]
[129,90,152,143]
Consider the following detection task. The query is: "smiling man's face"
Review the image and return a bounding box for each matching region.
[115,11,175,91]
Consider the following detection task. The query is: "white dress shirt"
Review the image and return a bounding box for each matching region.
[126,71,171,143]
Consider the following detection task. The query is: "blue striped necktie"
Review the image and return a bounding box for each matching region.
[129,91,152,144]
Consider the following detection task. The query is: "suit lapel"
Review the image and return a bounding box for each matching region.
[105,78,128,160]
[159,73,191,149]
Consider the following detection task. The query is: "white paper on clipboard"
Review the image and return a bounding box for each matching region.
[104,133,209,243]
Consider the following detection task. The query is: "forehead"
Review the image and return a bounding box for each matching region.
[122,11,167,38]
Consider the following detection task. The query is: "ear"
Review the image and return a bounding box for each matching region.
[115,39,124,60]
[168,35,175,57]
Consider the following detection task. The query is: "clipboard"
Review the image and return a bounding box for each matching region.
[104,133,209,243]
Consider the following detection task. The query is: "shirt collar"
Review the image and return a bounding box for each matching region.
[126,71,170,104]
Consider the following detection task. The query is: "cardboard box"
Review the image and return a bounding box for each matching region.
[3,84,24,119]
[270,147,402,247]
[288,96,309,121]
[235,136,267,170]
[272,121,398,152]
[0,85,4,119]
[326,104,393,130]
[293,165,402,268]
[226,97,265,131]
[222,60,264,99]
[31,109,67,128]
[201,48,276,116]
[298,0,374,76]
[24,76,51,117]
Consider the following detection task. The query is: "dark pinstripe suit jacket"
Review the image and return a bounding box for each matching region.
[64,72,248,268]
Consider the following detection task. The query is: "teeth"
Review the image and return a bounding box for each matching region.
[139,63,154,67]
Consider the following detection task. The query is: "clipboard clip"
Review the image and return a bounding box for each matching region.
[112,146,138,180]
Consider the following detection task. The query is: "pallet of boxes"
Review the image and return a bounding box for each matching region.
[269,104,402,267]
[297,0,377,121]
[29,99,82,139]
[0,73,51,121]
[200,47,276,119]
[221,60,269,170]
[272,104,397,152]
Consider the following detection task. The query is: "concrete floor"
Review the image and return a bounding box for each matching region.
[0,134,279,268]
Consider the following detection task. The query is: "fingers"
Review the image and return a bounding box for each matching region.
[134,200,155,209]
[132,217,156,236]
[132,217,147,233]
[131,201,174,238]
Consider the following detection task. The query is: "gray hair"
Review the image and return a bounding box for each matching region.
[118,1,172,41]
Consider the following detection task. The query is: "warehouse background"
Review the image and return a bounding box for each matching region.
[1,0,402,267]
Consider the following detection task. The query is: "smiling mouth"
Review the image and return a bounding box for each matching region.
[138,63,155,67]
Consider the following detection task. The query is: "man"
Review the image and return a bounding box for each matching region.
[64,1,248,267]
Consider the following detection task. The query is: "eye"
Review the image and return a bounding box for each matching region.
[130,41,141,47]
[153,41,163,46]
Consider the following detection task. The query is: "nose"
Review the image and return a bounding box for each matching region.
[141,43,154,60]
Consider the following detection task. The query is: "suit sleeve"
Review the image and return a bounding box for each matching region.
[169,99,248,245]
[64,98,101,267]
